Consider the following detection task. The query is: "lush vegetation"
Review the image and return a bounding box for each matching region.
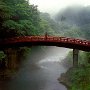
[55,6,90,90]
[0,0,90,89]
[0,0,40,38]
[60,51,90,90]
[0,1,89,39]
[55,5,90,39]
[0,0,59,38]
[0,0,59,69]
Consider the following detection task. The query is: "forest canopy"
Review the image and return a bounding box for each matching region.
[0,0,58,39]
[0,0,90,40]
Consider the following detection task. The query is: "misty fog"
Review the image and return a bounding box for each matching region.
[0,0,90,90]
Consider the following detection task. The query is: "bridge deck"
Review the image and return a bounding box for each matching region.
[0,36,90,51]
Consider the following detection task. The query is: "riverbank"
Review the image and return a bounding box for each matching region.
[58,65,90,90]
[58,51,72,90]
[58,67,72,90]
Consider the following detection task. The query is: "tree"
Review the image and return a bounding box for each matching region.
[0,0,40,38]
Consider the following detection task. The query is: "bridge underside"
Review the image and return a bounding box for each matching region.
[0,36,89,69]
[0,41,90,51]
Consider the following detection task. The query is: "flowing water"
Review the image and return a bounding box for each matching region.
[0,47,70,90]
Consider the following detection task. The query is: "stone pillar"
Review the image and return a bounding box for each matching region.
[4,48,19,69]
[73,49,79,67]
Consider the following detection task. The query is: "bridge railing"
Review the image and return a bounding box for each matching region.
[1,36,90,47]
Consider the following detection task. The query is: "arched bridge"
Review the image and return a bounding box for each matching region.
[0,36,90,51]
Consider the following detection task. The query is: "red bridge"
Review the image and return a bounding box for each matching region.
[0,36,90,51]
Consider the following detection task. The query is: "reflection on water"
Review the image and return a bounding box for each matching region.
[0,47,69,90]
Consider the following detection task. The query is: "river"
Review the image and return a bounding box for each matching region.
[0,46,70,90]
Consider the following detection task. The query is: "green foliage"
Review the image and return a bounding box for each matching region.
[0,1,10,19]
[0,0,58,38]
[39,18,55,35]
[0,0,41,38]
[3,20,21,30]
[62,50,90,90]
[80,24,90,40]
[69,66,90,90]
[0,2,90,90]
[39,13,58,35]
[0,51,6,60]
[55,6,90,39]
[18,47,31,59]
[64,51,90,90]
[63,26,84,38]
